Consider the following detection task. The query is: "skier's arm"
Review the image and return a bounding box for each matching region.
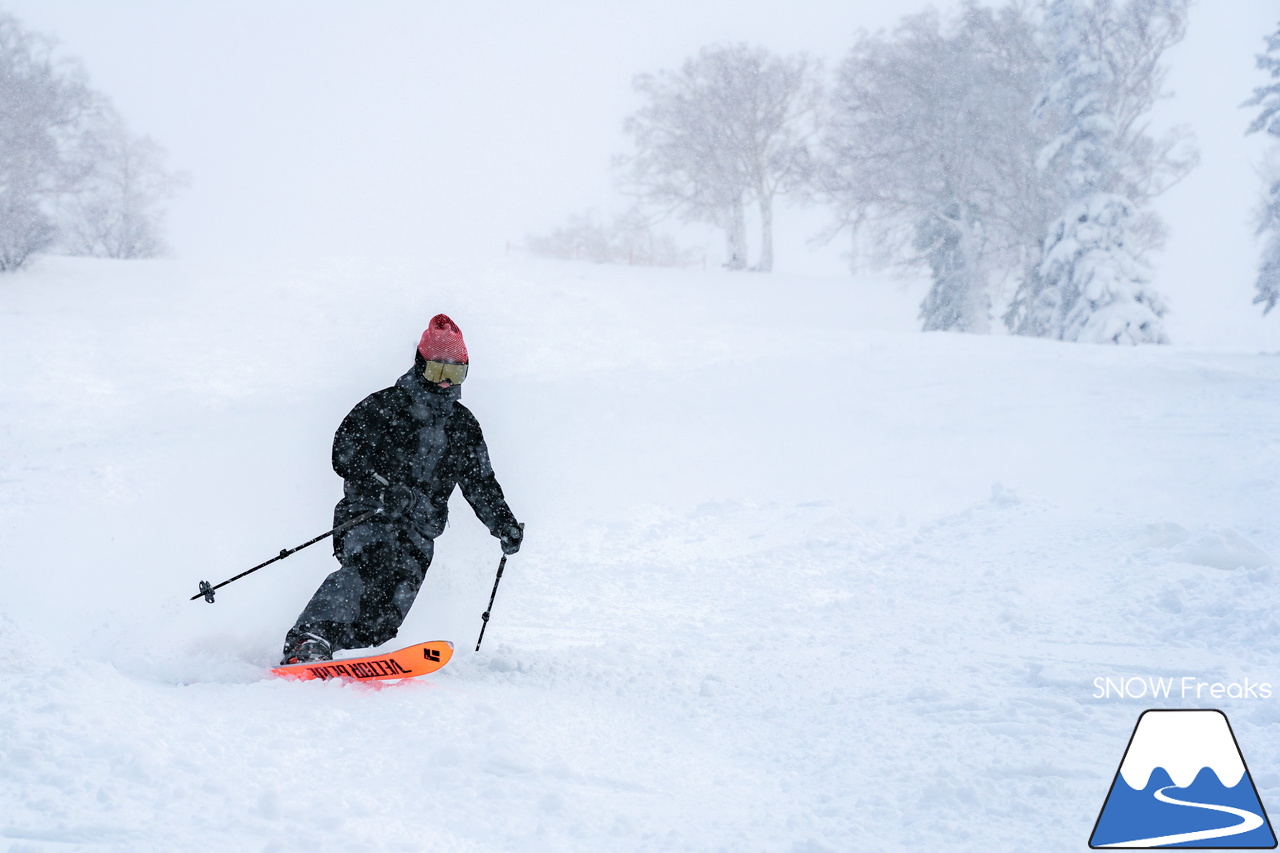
[454,413,520,545]
[332,394,403,522]
[333,394,392,484]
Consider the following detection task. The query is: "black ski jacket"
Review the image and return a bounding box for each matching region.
[331,367,519,559]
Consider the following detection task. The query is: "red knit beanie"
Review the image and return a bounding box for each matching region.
[417,314,468,363]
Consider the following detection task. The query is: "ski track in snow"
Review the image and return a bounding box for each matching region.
[2,255,1280,851]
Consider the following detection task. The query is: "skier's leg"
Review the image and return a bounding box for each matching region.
[281,538,433,661]
[348,539,433,648]
[282,537,394,657]
[281,557,367,659]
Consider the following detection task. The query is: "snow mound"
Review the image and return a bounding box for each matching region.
[1174,529,1275,571]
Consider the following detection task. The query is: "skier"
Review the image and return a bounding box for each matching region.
[280,314,523,665]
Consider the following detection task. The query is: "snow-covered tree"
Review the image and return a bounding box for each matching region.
[1079,0,1197,253]
[0,12,96,271]
[0,11,184,271]
[1028,193,1168,342]
[620,44,819,271]
[1005,0,1178,344]
[58,113,186,259]
[813,0,1190,336]
[1252,170,1280,315]
[816,5,1044,332]
[913,202,988,333]
[1243,21,1280,314]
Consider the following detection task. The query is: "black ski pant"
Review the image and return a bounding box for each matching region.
[283,537,432,656]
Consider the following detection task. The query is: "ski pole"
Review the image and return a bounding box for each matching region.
[475,554,507,651]
[190,508,382,603]
[475,524,523,651]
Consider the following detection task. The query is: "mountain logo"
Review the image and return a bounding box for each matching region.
[1090,709,1276,848]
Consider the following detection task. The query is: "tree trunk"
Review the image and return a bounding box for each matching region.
[756,188,774,272]
[724,195,747,270]
[957,205,989,334]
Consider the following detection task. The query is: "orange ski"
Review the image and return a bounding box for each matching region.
[271,640,454,683]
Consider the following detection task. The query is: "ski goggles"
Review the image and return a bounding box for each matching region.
[422,359,468,384]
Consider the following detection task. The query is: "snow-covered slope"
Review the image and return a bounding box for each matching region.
[3,254,1280,851]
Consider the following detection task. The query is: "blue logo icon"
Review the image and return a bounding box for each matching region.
[1090,709,1276,848]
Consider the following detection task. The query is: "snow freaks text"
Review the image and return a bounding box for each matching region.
[1092,676,1274,701]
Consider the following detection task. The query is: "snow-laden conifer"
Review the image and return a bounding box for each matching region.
[1244,21,1280,314]
[1006,0,1168,344]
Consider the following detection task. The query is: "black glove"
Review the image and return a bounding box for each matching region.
[499,522,524,555]
[380,483,416,519]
